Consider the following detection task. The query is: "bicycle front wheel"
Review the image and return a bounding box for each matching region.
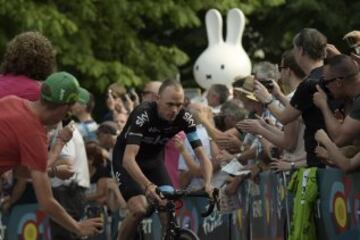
[176,228,199,240]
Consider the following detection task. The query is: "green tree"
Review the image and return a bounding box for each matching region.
[0,0,358,92]
[0,0,284,92]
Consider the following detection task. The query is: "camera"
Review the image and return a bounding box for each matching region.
[85,205,102,219]
[260,79,274,91]
[345,36,360,55]
[270,147,281,159]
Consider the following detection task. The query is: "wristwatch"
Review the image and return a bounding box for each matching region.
[264,96,275,108]
[290,162,296,170]
[235,153,242,162]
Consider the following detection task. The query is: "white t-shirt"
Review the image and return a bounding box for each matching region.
[51,128,90,188]
[282,91,306,161]
[178,125,227,190]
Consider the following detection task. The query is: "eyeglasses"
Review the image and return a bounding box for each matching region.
[278,66,288,71]
[322,77,338,86]
[322,70,359,86]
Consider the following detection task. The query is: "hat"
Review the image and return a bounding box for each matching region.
[41,71,86,104]
[233,76,258,102]
[78,88,90,104]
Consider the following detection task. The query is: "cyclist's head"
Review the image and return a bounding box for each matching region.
[157,79,184,122]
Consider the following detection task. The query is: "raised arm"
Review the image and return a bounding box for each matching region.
[31,169,102,237]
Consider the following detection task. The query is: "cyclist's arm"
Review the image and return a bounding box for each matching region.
[193,146,213,188]
[122,144,153,190]
[178,147,202,177]
[178,171,193,189]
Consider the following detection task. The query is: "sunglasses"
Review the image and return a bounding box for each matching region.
[278,66,288,71]
[322,77,338,86]
[322,70,359,86]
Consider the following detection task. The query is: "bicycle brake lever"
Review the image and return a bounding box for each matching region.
[212,188,220,210]
[201,188,219,218]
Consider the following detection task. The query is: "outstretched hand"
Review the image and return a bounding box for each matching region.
[77,217,103,237]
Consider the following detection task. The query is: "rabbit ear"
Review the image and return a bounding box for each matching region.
[205,9,223,46]
[226,8,245,45]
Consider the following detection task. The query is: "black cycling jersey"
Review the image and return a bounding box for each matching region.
[113,101,202,170]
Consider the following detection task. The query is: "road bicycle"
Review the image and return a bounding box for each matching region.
[136,185,219,240]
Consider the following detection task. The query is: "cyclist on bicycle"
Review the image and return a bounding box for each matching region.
[113,79,214,239]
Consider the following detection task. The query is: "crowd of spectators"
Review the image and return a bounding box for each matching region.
[1,28,360,239]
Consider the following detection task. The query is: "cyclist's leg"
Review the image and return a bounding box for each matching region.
[115,166,152,239]
[118,195,150,240]
[144,161,173,234]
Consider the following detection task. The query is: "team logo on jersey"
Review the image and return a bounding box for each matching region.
[115,171,122,186]
[136,111,149,127]
[148,127,160,133]
[183,112,196,128]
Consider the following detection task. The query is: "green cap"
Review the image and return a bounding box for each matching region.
[41,71,86,104]
[78,88,90,104]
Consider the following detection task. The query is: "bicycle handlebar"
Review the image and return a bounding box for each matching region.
[155,187,219,218]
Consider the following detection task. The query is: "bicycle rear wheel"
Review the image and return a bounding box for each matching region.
[175,228,199,240]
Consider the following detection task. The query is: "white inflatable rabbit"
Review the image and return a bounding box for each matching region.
[193,8,252,90]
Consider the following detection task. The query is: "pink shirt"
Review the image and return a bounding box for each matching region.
[0,74,41,101]
[164,132,186,188]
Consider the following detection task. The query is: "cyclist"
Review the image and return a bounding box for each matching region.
[113,79,214,239]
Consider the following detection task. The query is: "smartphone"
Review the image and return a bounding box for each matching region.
[345,36,360,55]
[261,79,274,91]
[270,147,281,159]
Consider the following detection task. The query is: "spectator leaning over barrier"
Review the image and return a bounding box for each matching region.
[174,102,227,190]
[71,90,99,142]
[0,31,56,100]
[206,83,230,114]
[238,50,307,171]
[2,123,75,212]
[0,71,103,237]
[257,28,328,168]
[194,99,247,154]
[313,54,360,146]
[50,119,91,240]
[313,54,360,171]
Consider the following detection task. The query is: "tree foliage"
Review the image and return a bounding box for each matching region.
[0,0,358,92]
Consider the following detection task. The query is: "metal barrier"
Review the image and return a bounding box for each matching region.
[6,168,360,239]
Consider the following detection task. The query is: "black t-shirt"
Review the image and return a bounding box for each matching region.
[349,95,360,120]
[113,101,202,170]
[90,160,112,184]
[290,67,325,167]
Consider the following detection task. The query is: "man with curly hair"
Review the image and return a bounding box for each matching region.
[0,31,56,100]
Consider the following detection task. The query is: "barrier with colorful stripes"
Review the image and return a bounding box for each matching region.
[5,169,360,239]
